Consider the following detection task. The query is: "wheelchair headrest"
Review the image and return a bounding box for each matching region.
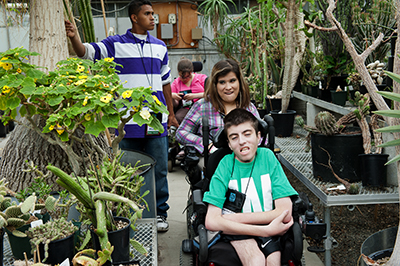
[213,117,269,149]
[192,61,203,72]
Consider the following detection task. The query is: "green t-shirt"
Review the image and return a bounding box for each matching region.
[203,147,298,213]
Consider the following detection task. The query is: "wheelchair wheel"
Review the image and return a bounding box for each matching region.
[180,244,194,266]
[186,197,195,239]
[168,159,174,172]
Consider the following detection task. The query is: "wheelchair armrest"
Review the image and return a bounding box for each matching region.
[193,189,207,215]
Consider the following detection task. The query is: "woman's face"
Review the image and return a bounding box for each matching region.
[216,71,240,105]
[179,71,192,83]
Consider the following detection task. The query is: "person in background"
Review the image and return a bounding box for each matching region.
[176,59,259,159]
[65,0,178,232]
[204,108,297,265]
[171,57,207,124]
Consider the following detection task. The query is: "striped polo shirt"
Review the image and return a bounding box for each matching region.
[81,29,171,138]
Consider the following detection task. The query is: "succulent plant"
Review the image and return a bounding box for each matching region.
[367,60,386,85]
[26,217,77,262]
[72,241,114,266]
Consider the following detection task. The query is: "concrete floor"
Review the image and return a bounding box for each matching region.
[158,166,325,266]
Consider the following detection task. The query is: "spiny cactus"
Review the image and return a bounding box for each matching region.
[315,111,339,136]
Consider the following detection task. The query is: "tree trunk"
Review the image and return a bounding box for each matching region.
[0,0,109,192]
[281,0,307,113]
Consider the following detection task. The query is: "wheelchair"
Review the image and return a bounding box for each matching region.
[179,115,327,266]
[168,61,208,172]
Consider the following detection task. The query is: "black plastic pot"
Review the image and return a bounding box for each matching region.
[318,89,332,102]
[5,224,33,260]
[330,90,347,106]
[91,216,131,264]
[265,98,282,114]
[270,110,296,137]
[360,227,397,266]
[0,228,4,265]
[120,150,156,219]
[38,232,75,265]
[359,154,389,187]
[311,127,364,183]
[307,85,319,97]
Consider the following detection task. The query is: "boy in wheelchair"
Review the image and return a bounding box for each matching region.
[203,108,298,265]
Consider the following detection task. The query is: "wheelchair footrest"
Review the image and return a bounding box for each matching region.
[182,239,193,253]
[307,246,325,253]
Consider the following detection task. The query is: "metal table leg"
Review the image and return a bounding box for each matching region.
[324,206,331,266]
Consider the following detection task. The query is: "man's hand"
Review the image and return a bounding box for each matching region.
[65,20,77,39]
[168,113,179,129]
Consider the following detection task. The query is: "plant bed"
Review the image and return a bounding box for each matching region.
[284,166,399,266]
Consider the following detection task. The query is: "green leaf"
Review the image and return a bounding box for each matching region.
[6,97,21,110]
[376,91,400,103]
[83,120,106,137]
[26,68,45,80]
[378,138,400,147]
[101,113,119,128]
[59,131,69,141]
[48,95,64,106]
[375,125,400,133]
[0,96,7,110]
[19,105,27,117]
[386,153,400,165]
[373,110,400,118]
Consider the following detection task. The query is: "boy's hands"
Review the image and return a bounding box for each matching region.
[263,210,293,236]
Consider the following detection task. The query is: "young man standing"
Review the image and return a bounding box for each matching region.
[65,0,178,232]
[203,108,298,265]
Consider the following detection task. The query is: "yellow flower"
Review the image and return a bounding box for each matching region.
[78,75,88,79]
[104,57,114,62]
[68,75,76,79]
[77,65,85,72]
[1,63,12,71]
[140,110,151,120]
[49,125,54,131]
[94,75,101,78]
[83,96,89,106]
[16,68,22,73]
[103,83,110,88]
[84,113,91,121]
[74,79,86,86]
[56,124,64,135]
[132,106,138,112]
[2,86,10,94]
[122,90,133,99]
[152,95,161,106]
[100,94,113,104]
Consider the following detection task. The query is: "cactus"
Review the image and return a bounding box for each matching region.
[315,111,338,136]
[7,217,26,228]
[5,205,23,218]
[26,217,78,262]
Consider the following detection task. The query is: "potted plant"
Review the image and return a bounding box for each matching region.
[351,92,389,187]
[295,111,363,193]
[26,217,78,265]
[47,152,148,264]
[0,47,167,263]
[320,52,350,102]
[299,49,322,98]
[0,167,71,261]
[72,242,114,266]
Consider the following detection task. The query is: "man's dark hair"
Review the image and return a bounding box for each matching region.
[224,108,259,135]
[128,0,152,23]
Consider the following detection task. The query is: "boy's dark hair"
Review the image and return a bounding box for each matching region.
[128,0,152,23]
[224,108,259,135]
